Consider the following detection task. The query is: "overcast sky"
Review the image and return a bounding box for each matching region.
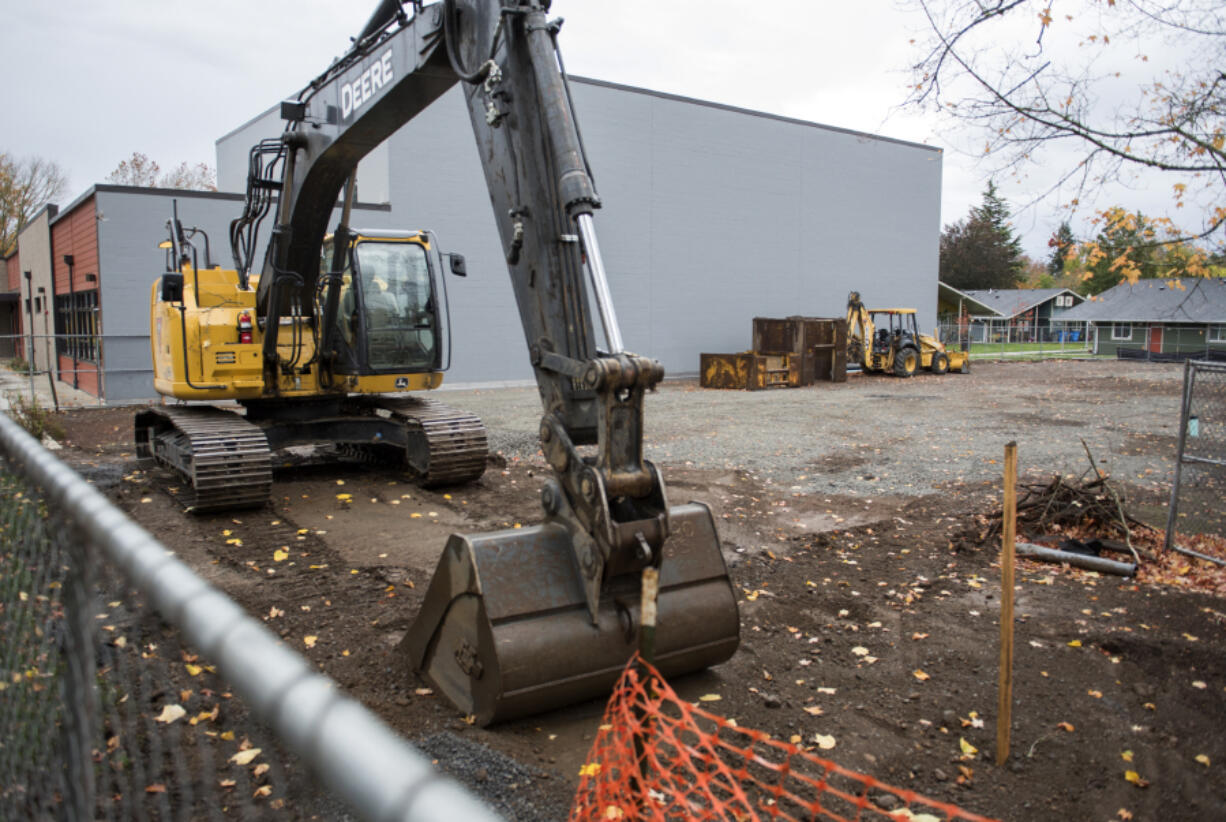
[1,0,1187,261]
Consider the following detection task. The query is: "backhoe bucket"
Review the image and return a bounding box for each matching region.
[400,502,739,725]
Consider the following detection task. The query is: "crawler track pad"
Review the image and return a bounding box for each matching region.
[400,503,740,725]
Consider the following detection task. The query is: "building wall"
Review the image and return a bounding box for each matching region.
[1093,322,1216,356]
[50,196,101,395]
[16,206,58,377]
[281,79,943,385]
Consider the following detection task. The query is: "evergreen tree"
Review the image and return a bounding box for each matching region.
[1047,221,1075,277]
[939,181,1026,290]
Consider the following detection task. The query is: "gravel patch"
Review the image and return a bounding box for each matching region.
[414,732,569,822]
[442,359,1186,500]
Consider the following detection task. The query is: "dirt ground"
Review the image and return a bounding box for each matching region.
[50,361,1226,821]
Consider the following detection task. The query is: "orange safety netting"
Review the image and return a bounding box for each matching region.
[570,656,999,822]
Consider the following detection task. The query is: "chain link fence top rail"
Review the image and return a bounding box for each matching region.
[0,410,502,822]
[1166,360,1226,551]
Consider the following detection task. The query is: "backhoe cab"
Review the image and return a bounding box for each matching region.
[845,291,968,377]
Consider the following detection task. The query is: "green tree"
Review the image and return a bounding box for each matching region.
[0,152,68,255]
[1047,221,1075,277]
[939,180,1026,290]
[1081,209,1161,295]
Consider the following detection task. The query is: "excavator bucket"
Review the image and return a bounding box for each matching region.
[400,502,739,726]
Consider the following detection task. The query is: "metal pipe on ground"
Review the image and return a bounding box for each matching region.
[1015,542,1137,577]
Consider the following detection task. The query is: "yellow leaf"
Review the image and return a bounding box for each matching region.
[1088,689,1103,699]
[225,538,242,546]
[959,737,979,757]
[229,748,262,766]
[1196,754,1210,767]
[336,493,352,502]
[1121,750,1134,762]
[603,806,625,820]
[154,704,186,724]
[303,636,318,648]
[579,762,601,777]
[1067,640,1082,647]
[1057,722,1075,732]
[698,694,722,702]
[273,549,288,562]
[220,731,235,741]
[1124,770,1149,788]
[185,663,203,676]
[812,733,837,750]
[913,669,930,681]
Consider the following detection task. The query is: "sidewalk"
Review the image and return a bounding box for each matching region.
[0,367,104,412]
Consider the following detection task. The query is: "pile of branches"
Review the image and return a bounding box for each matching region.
[983,441,1145,553]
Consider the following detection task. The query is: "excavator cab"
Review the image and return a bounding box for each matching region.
[323,231,459,375]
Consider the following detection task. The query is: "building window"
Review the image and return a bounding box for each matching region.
[54,290,100,363]
[1111,323,1132,340]
[1211,324,1226,343]
[1055,294,1074,308]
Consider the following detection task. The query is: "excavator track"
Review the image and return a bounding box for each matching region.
[368,397,488,486]
[135,407,273,513]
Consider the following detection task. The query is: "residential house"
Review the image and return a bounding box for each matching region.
[1060,277,1226,360]
[958,287,1086,344]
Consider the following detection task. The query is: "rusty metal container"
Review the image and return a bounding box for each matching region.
[752,316,847,384]
[400,502,739,725]
[700,352,800,390]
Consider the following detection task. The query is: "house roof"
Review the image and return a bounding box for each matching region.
[938,282,1001,316]
[1061,277,1226,324]
[959,288,1082,319]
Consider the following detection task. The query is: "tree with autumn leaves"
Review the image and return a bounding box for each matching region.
[0,152,67,255]
[907,0,1225,279]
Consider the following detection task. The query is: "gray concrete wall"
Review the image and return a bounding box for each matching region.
[365,79,942,384]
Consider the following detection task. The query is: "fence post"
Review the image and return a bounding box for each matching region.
[59,520,98,819]
[1165,360,1195,552]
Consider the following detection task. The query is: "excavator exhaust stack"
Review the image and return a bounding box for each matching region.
[401,502,739,726]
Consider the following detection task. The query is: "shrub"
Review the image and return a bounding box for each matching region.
[6,394,65,442]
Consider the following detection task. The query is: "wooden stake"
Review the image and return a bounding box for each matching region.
[997,441,1017,766]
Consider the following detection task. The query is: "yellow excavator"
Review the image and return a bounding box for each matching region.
[845,291,968,377]
[139,0,739,726]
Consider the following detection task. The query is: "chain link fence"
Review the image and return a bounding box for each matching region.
[0,410,502,821]
[1166,360,1226,550]
[936,320,1097,360]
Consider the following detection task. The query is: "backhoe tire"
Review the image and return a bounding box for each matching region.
[893,347,919,378]
[930,352,949,375]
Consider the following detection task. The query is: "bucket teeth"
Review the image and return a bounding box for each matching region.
[401,502,740,725]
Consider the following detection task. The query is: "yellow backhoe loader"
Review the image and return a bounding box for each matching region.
[845,292,968,377]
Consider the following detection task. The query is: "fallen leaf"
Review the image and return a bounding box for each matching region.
[1117,810,1133,821]
[1088,690,1103,699]
[230,748,262,766]
[219,779,236,789]
[1122,750,1134,762]
[415,688,433,696]
[303,636,318,648]
[253,785,272,799]
[911,632,929,640]
[1067,640,1082,648]
[812,733,837,750]
[253,763,270,778]
[959,738,979,757]
[851,646,870,657]
[579,762,601,777]
[273,549,288,562]
[698,694,722,702]
[1192,680,1207,690]
[268,606,284,619]
[1057,721,1075,732]
[154,705,186,724]
[1124,770,1149,788]
[1195,754,1210,767]
[913,669,930,681]
[145,784,167,794]
[803,705,824,716]
[185,664,203,677]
